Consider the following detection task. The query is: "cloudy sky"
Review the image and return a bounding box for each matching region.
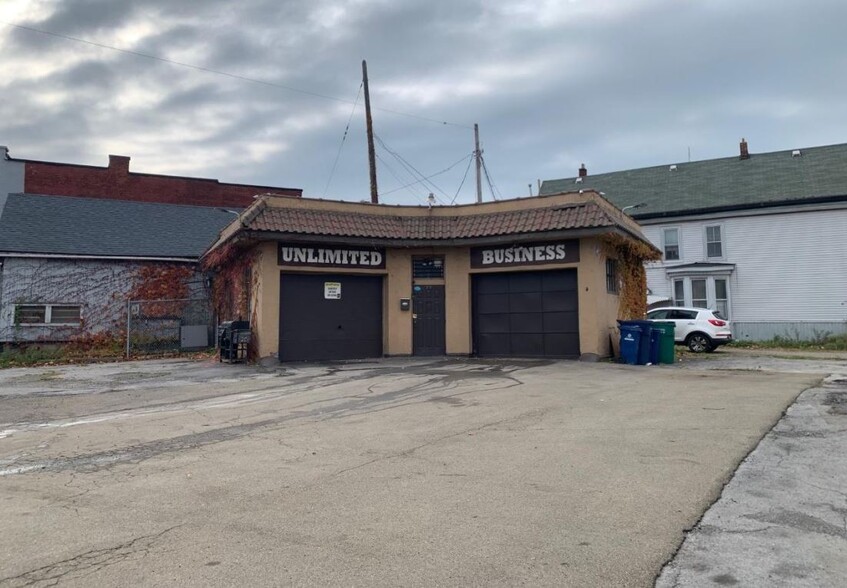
[2,0,846,205]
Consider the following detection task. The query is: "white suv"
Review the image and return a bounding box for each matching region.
[645,307,732,352]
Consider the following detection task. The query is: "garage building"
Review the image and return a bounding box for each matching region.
[203,190,658,362]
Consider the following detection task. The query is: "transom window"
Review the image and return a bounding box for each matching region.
[15,304,81,326]
[663,228,680,261]
[706,225,723,258]
[412,257,444,278]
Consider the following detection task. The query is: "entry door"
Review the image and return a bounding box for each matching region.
[413,285,446,356]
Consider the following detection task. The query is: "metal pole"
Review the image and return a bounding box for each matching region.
[474,123,482,203]
[362,60,379,204]
[125,299,131,359]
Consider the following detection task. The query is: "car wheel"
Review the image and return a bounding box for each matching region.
[686,333,713,353]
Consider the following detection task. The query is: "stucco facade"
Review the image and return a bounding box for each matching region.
[246,237,621,360]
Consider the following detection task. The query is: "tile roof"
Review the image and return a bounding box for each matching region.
[0,193,237,258]
[539,143,847,218]
[245,200,618,240]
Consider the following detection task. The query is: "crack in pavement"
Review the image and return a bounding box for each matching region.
[0,525,181,587]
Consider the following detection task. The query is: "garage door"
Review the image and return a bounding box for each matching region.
[279,273,383,361]
[473,269,579,358]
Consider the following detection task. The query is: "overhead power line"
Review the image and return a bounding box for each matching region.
[374,134,452,204]
[323,82,363,197]
[1,20,473,129]
[381,152,472,197]
[375,153,427,205]
[451,156,475,205]
[480,156,502,201]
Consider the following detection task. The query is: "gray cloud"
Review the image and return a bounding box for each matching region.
[1,0,846,203]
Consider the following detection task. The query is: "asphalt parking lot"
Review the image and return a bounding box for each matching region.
[0,353,834,587]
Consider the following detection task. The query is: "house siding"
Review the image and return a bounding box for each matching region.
[0,155,25,216]
[640,207,847,340]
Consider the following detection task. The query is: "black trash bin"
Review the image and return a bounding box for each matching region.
[218,320,251,363]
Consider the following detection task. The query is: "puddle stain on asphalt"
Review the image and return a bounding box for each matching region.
[0,361,549,477]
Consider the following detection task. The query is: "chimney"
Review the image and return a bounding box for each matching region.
[108,154,131,174]
[578,163,587,177]
[739,138,749,160]
[0,146,9,160]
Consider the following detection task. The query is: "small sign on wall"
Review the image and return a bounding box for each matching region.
[324,282,342,299]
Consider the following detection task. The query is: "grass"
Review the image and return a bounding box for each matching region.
[729,333,847,352]
[0,345,217,370]
[0,346,66,369]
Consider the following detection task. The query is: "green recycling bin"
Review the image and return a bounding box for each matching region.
[652,321,676,364]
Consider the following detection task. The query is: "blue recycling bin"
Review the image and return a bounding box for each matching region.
[619,320,654,365]
[619,324,641,365]
[649,327,661,365]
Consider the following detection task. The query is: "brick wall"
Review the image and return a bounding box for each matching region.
[23,155,301,208]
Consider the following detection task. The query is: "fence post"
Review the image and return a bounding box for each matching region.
[126,299,131,360]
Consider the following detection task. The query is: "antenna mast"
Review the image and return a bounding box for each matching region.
[362,60,379,204]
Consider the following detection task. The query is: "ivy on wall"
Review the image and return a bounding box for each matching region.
[202,241,256,322]
[600,234,662,320]
[1,258,202,356]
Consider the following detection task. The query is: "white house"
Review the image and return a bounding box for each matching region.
[540,141,847,341]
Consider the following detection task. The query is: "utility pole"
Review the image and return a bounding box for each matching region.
[362,60,379,204]
[473,123,483,203]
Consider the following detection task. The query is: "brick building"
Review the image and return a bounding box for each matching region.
[1,146,301,208]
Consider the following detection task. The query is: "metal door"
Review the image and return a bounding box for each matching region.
[473,269,579,358]
[413,285,446,356]
[279,273,383,361]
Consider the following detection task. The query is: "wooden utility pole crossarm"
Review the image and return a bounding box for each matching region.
[362,60,379,204]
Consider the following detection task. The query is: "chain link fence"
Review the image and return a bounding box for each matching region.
[125,298,215,358]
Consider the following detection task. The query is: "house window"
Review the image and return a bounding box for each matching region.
[663,228,680,261]
[412,257,444,278]
[706,225,723,258]
[671,276,731,318]
[691,279,707,309]
[15,304,82,326]
[714,279,728,319]
[606,259,618,294]
[673,280,685,306]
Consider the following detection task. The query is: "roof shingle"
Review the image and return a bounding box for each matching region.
[246,201,616,240]
[539,143,847,218]
[0,193,237,258]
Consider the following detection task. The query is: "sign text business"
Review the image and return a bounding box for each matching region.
[278,244,386,269]
[470,240,579,268]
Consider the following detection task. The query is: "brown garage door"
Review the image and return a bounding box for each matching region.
[279,273,383,361]
[473,269,579,358]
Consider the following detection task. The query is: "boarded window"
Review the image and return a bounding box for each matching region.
[50,306,82,324]
[15,304,81,325]
[16,306,46,324]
